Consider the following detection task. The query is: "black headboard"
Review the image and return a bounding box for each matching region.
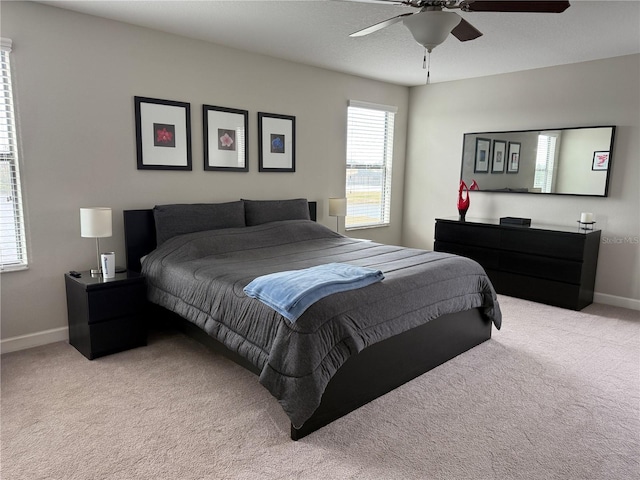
[124,201,318,273]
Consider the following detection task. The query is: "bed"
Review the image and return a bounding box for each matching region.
[124,199,502,440]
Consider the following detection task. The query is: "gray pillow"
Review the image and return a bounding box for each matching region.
[153,201,246,245]
[243,198,310,226]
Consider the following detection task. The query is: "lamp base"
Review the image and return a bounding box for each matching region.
[90,268,102,276]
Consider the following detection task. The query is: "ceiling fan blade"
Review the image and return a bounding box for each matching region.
[350,12,415,37]
[343,0,405,4]
[461,1,570,13]
[451,18,482,42]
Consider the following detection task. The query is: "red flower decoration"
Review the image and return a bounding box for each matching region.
[156,128,173,144]
[220,132,234,148]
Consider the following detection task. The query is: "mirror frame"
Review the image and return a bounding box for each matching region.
[460,125,616,197]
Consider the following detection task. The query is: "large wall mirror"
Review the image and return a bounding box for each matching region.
[460,126,616,196]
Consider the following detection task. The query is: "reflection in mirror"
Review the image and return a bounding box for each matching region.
[460,126,616,196]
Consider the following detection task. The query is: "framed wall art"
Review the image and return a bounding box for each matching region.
[592,151,610,171]
[507,141,521,173]
[203,105,249,172]
[258,112,296,172]
[474,138,491,173]
[134,96,192,170]
[491,140,507,173]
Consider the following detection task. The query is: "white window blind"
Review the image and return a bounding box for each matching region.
[345,100,396,229]
[534,133,557,193]
[1,38,28,271]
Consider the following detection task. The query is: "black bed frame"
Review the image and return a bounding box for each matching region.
[123,203,492,440]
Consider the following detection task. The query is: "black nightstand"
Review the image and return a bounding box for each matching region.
[64,270,148,360]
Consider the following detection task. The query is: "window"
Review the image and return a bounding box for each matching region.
[345,100,396,229]
[1,38,28,271]
[534,132,559,193]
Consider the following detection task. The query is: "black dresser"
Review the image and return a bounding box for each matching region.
[434,218,601,310]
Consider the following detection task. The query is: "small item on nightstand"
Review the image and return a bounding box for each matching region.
[69,270,82,278]
[500,217,531,227]
[101,252,116,279]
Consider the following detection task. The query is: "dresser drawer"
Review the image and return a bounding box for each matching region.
[435,241,499,270]
[88,315,147,359]
[499,251,583,284]
[435,222,499,249]
[501,229,585,261]
[87,283,147,323]
[488,270,584,310]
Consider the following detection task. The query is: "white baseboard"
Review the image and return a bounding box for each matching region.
[594,292,640,311]
[0,327,69,355]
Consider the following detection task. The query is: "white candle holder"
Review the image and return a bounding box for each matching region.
[577,220,596,231]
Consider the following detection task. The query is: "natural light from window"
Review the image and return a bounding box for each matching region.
[1,38,28,271]
[534,133,558,194]
[345,101,396,230]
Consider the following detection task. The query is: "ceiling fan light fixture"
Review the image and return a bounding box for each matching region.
[403,10,462,52]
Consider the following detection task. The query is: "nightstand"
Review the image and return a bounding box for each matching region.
[64,270,148,360]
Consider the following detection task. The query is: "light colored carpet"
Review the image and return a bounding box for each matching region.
[1,296,638,480]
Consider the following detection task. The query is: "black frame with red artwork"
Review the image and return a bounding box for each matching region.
[135,96,192,171]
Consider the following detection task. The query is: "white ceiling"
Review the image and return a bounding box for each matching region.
[38,0,640,86]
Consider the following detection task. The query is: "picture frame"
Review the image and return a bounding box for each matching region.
[134,96,192,170]
[491,140,507,173]
[592,151,610,171]
[258,112,296,172]
[203,105,249,172]
[507,141,521,174]
[474,138,491,173]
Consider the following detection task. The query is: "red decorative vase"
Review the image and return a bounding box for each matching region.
[458,180,470,221]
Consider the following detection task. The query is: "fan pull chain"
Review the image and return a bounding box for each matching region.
[423,48,431,85]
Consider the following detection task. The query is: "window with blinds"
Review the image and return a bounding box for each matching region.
[345,100,396,230]
[1,38,28,271]
[534,133,558,193]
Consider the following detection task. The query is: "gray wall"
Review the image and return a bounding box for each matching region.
[556,128,611,194]
[0,2,409,341]
[403,54,640,305]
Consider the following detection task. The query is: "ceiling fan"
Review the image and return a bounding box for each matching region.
[350,1,571,53]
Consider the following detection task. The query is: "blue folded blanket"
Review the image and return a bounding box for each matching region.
[243,263,384,322]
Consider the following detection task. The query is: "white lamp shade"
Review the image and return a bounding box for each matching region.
[329,198,347,217]
[404,11,461,52]
[80,207,112,238]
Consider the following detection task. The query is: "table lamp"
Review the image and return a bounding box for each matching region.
[80,207,112,275]
[328,197,347,232]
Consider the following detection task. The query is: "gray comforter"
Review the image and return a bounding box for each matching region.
[142,219,502,427]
